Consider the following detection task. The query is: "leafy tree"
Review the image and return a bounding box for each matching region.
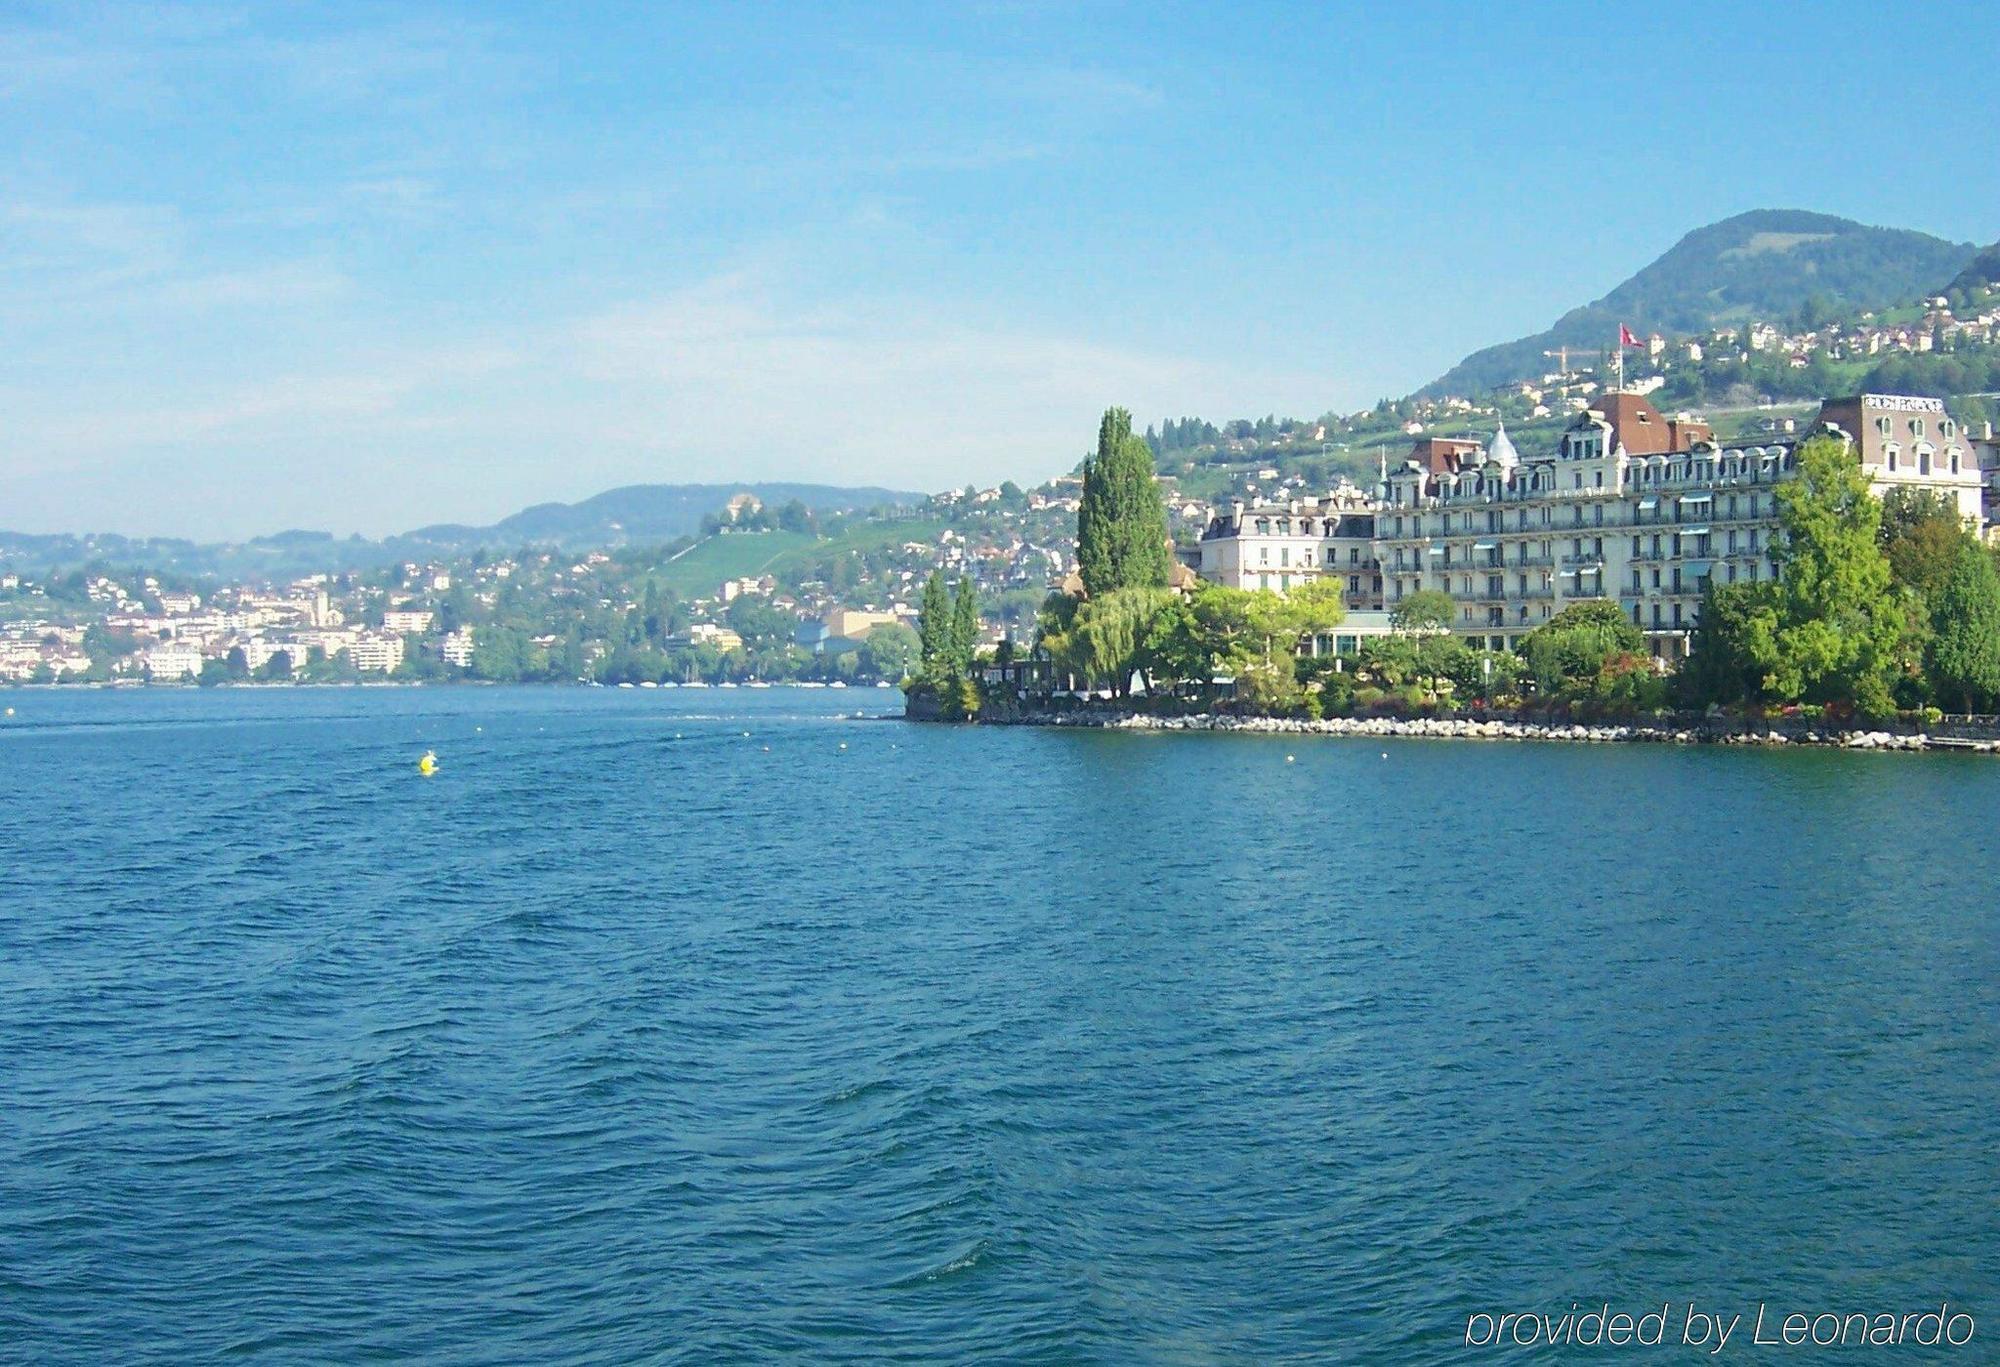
[1926,541,2000,712]
[1076,407,1171,596]
[1519,601,1645,697]
[1880,486,1969,604]
[1762,433,1904,713]
[1391,589,1455,634]
[1679,582,1778,706]
[859,623,920,681]
[1045,586,1173,696]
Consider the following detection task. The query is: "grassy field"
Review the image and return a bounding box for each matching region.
[650,531,819,598]
[649,517,950,599]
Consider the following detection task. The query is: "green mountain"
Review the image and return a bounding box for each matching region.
[1424,209,1978,397]
[0,481,923,580]
[1945,240,2000,295]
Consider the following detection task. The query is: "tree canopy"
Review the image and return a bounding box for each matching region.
[1076,407,1171,597]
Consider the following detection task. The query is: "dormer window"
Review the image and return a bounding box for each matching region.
[1941,419,1958,440]
[1912,418,1926,440]
[1875,416,1894,439]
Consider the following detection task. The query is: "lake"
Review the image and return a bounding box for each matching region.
[2,686,1995,1362]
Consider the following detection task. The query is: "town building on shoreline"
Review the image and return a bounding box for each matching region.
[1193,479,1384,609]
[1194,392,1985,663]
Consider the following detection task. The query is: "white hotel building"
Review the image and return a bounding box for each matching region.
[1198,392,1983,663]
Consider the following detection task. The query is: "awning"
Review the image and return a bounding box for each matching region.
[1680,492,1712,503]
[1473,541,1496,551]
[1638,497,1658,509]
[1679,526,1711,536]
[1429,546,1445,556]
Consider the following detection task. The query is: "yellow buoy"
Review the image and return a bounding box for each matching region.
[418,750,438,777]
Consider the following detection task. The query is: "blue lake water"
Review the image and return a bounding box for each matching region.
[1,686,1995,1362]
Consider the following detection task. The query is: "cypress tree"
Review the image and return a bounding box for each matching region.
[918,570,950,667]
[1077,406,1171,597]
[951,576,979,672]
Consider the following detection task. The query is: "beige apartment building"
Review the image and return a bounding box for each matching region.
[1195,392,1984,664]
[1376,392,1980,660]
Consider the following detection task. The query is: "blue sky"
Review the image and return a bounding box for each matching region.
[4,1,1997,538]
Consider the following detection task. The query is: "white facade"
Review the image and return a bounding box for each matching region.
[383,610,434,635]
[1195,483,1384,609]
[144,646,204,679]
[347,634,406,673]
[1377,393,1982,660]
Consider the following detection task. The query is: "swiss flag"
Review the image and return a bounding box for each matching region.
[1619,324,1643,347]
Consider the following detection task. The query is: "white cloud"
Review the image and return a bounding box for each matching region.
[563,269,1324,491]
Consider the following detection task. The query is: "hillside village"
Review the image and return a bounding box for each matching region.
[7,249,2000,689]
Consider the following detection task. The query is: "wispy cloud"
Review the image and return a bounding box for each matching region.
[564,267,1320,492]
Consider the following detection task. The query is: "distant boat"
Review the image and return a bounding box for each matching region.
[875,680,892,688]
[747,681,771,689]
[829,681,846,689]
[661,681,680,688]
[617,681,635,689]
[639,680,659,689]
[684,681,710,689]
[717,681,738,689]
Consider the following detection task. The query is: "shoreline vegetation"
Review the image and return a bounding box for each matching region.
[903,407,2000,751]
[939,701,1999,753]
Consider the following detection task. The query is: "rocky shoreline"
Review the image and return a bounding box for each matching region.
[971,709,2000,752]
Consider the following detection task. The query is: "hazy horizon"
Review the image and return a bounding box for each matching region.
[4,1,1998,540]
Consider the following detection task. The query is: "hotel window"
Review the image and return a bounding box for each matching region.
[1912,418,1926,439]
[1349,576,1360,593]
[1942,419,1957,439]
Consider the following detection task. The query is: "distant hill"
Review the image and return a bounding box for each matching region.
[1945,240,2000,295]
[391,481,921,553]
[1424,209,1978,397]
[0,481,923,580]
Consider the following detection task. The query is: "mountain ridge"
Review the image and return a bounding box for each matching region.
[1422,209,1979,397]
[0,480,924,580]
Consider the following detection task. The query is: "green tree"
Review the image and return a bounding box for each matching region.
[1519,600,1645,697]
[1076,407,1171,596]
[918,571,951,667]
[1762,433,1904,713]
[1390,589,1455,634]
[859,622,920,682]
[951,576,979,672]
[1679,582,1779,707]
[1880,486,1970,604]
[1926,541,2000,712]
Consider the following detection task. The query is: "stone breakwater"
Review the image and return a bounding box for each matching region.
[994,710,2000,752]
